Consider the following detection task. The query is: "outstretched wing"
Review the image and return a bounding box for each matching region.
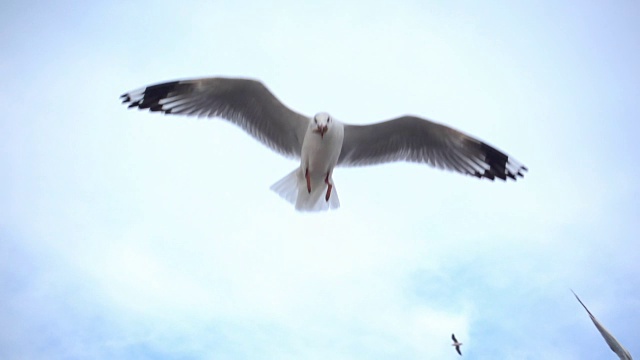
[572,290,633,360]
[121,77,310,158]
[338,116,527,181]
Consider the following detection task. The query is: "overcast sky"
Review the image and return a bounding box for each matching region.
[2,0,639,359]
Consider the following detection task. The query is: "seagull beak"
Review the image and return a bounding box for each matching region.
[314,125,328,138]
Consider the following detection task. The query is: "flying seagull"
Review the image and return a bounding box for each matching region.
[451,333,463,356]
[571,290,633,360]
[121,77,527,211]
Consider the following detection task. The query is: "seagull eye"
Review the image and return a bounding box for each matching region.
[328,117,331,123]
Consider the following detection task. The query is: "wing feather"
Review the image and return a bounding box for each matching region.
[572,290,633,360]
[338,116,527,181]
[121,77,310,158]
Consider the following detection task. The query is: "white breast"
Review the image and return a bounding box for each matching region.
[300,121,345,177]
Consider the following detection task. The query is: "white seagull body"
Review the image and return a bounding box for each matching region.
[572,290,633,360]
[121,77,527,211]
[451,333,463,356]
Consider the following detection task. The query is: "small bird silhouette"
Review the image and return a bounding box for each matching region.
[451,333,463,356]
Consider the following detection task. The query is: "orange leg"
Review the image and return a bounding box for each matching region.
[324,173,332,201]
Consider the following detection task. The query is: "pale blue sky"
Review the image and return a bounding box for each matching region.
[1,1,639,359]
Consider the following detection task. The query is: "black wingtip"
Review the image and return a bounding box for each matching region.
[478,142,527,181]
[120,80,184,111]
[127,101,141,109]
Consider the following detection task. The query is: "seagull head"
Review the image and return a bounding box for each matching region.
[312,112,332,138]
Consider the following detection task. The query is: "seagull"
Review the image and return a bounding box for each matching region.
[571,290,633,360]
[451,333,463,356]
[121,77,527,211]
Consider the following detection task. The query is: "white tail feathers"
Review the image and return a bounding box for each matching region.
[270,169,340,212]
[270,169,299,205]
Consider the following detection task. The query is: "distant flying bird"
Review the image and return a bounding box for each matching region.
[451,333,463,356]
[572,290,633,360]
[121,77,527,211]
